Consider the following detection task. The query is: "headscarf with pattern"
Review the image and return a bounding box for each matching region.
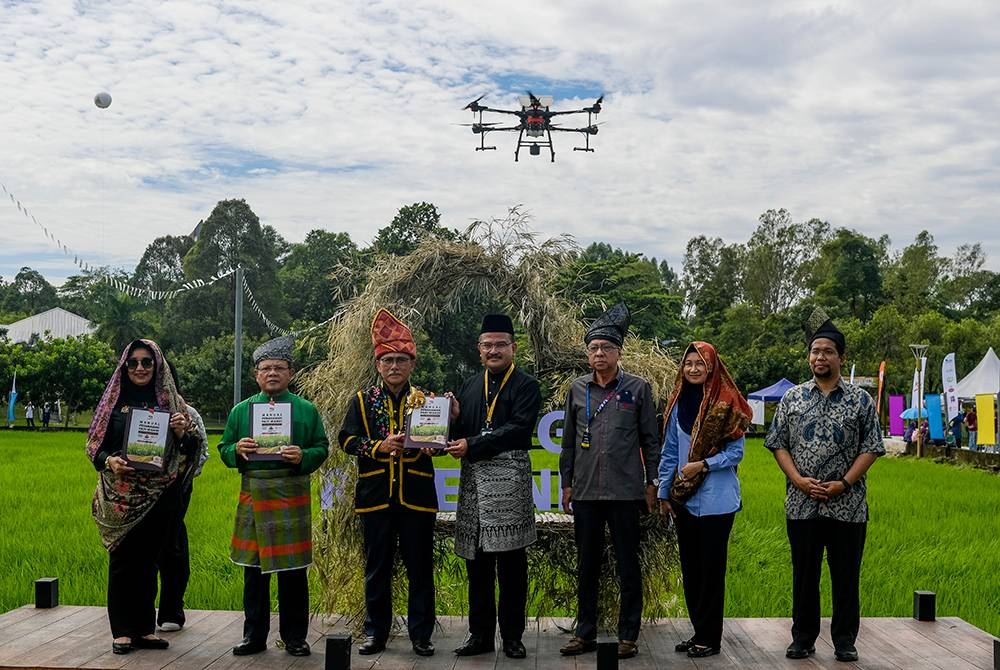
[663,341,752,504]
[87,339,187,550]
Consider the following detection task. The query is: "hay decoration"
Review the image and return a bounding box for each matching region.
[300,208,682,630]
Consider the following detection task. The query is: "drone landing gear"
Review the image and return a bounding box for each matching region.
[514,128,555,162]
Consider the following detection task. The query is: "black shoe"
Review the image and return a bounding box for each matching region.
[233,637,267,656]
[358,637,386,655]
[687,644,720,658]
[785,641,816,659]
[503,639,526,659]
[674,637,694,653]
[834,644,859,662]
[284,640,311,656]
[112,641,132,655]
[412,639,435,656]
[453,635,494,656]
[133,636,170,649]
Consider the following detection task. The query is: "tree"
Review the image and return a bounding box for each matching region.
[1,267,57,316]
[368,203,458,256]
[133,235,195,295]
[741,209,829,317]
[937,243,998,319]
[810,229,887,321]
[882,231,944,317]
[681,236,743,328]
[278,230,360,324]
[21,336,117,426]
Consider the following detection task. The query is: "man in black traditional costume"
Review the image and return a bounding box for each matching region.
[446,314,541,660]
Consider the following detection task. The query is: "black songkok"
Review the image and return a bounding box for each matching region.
[480,314,515,336]
[585,302,631,346]
[803,307,845,355]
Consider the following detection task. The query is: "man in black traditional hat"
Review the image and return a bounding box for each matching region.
[445,314,542,660]
[764,308,884,663]
[218,335,330,658]
[558,303,660,660]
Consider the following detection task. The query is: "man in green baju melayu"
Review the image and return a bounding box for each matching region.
[219,335,329,658]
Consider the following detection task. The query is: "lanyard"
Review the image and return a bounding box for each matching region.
[585,371,622,428]
[483,364,516,427]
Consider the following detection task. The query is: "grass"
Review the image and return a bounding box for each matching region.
[1,431,998,638]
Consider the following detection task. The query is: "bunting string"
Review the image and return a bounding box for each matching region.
[242,274,341,337]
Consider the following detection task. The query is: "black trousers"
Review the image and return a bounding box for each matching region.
[107,482,181,639]
[157,482,193,626]
[572,500,643,642]
[242,566,309,644]
[465,547,528,642]
[674,506,735,648]
[786,518,867,649]
[360,506,436,642]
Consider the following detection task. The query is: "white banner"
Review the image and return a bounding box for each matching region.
[942,353,960,420]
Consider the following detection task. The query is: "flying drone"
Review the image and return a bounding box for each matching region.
[459,91,603,162]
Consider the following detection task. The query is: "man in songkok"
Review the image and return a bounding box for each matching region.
[445,314,541,659]
[339,309,438,657]
[219,335,329,657]
[559,303,660,660]
[765,308,883,663]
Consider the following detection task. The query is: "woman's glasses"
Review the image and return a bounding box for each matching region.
[126,357,154,370]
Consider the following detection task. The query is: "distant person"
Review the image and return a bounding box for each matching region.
[24,401,34,428]
[87,339,200,655]
[156,361,209,632]
[965,407,978,451]
[41,402,51,430]
[903,421,915,448]
[949,414,963,450]
[765,309,883,664]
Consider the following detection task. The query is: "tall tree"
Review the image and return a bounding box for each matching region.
[810,229,887,321]
[133,235,195,294]
[741,209,829,317]
[882,230,944,317]
[681,236,744,328]
[278,230,360,324]
[368,203,458,256]
[937,242,998,319]
[1,267,57,316]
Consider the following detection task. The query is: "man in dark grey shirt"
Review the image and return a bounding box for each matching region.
[765,308,883,664]
[559,304,659,660]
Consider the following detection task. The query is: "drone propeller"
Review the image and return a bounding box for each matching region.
[455,122,500,126]
[587,95,604,113]
[462,94,487,111]
[526,89,542,107]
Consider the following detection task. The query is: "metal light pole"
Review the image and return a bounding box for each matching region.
[233,266,244,408]
[909,343,928,457]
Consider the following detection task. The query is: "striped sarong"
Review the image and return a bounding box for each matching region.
[230,469,313,573]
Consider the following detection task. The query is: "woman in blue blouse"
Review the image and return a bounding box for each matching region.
[658,341,752,658]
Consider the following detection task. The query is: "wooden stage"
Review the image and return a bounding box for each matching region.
[0,605,996,670]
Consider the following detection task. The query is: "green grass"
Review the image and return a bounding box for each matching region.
[2,431,998,637]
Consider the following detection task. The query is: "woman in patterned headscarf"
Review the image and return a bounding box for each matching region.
[656,341,752,659]
[86,339,201,656]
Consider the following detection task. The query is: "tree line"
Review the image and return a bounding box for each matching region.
[2,200,999,420]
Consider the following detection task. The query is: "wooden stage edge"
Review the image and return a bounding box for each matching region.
[0,605,997,670]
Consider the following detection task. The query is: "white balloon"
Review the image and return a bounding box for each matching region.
[94,92,112,109]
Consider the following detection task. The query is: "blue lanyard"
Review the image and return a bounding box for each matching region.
[586,371,622,428]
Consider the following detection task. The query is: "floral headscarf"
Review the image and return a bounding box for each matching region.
[663,341,752,504]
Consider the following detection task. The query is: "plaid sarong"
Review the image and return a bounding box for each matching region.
[230,469,313,573]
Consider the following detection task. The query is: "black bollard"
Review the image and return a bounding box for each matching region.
[993,637,999,670]
[35,578,58,608]
[913,590,936,621]
[597,637,618,670]
[325,634,352,670]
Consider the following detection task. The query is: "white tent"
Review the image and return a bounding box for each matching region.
[955,347,1000,399]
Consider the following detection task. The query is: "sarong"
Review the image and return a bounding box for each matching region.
[455,450,536,559]
[230,469,312,573]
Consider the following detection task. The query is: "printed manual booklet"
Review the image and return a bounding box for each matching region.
[249,400,293,461]
[404,395,451,450]
[122,407,171,471]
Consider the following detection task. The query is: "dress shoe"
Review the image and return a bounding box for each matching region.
[560,636,597,655]
[618,640,638,659]
[453,635,494,656]
[834,644,859,662]
[284,640,310,656]
[233,637,268,656]
[674,637,694,652]
[412,639,435,656]
[503,639,526,659]
[358,637,386,655]
[687,644,720,658]
[112,641,132,655]
[785,641,816,659]
[133,636,170,649]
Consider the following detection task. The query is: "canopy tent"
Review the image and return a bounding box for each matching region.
[746,378,796,425]
[748,378,796,401]
[955,347,1000,399]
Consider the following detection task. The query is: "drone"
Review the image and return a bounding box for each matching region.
[459,91,603,162]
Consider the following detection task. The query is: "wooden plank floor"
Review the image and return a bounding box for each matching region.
[0,606,995,670]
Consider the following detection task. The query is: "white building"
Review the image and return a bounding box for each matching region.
[0,307,96,343]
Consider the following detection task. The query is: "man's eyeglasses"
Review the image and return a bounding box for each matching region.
[478,341,512,351]
[378,356,412,367]
[586,344,620,354]
[257,365,290,374]
[126,357,154,370]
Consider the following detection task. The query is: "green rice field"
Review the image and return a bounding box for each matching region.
[1,430,998,637]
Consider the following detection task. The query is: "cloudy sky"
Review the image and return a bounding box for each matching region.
[2,1,999,291]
